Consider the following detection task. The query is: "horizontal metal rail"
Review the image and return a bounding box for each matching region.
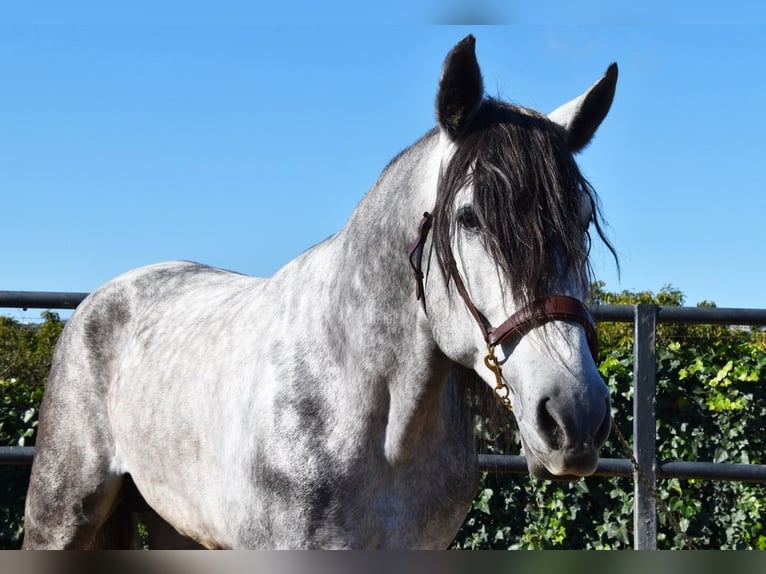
[4,448,766,484]
[477,454,766,483]
[5,293,766,325]
[594,303,766,325]
[0,290,88,310]
[0,447,35,465]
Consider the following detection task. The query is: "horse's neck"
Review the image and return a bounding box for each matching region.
[270,132,460,464]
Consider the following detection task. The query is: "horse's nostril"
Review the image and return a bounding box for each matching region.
[537,398,564,450]
[537,396,610,453]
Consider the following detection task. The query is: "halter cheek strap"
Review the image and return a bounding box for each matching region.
[407,212,433,313]
[407,211,599,411]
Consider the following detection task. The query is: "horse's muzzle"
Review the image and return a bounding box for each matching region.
[522,395,611,480]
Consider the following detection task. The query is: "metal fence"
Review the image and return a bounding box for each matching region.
[2,290,766,549]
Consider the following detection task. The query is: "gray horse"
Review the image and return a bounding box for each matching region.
[24,35,618,549]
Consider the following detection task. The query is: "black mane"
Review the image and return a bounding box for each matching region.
[432,99,616,308]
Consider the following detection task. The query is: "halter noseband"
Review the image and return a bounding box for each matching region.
[407,212,599,410]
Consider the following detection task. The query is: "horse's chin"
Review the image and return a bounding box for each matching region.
[522,439,600,481]
[525,458,581,482]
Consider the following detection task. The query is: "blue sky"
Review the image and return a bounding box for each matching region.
[2,3,765,321]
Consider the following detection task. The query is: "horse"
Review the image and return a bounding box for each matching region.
[23,35,618,549]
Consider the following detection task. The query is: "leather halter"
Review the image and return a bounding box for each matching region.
[407,211,599,406]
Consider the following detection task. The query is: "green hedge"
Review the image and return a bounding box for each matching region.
[0,311,64,548]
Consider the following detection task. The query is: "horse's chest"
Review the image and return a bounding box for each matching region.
[365,464,480,548]
[246,453,479,549]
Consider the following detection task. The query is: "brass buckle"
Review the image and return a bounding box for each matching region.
[484,344,512,412]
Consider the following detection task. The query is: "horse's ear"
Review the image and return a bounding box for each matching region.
[548,63,618,153]
[436,35,484,139]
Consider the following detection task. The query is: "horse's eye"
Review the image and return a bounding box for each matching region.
[456,207,480,231]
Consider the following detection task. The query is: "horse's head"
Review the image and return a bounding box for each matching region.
[420,36,618,478]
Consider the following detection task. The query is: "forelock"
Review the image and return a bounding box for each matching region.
[432,99,608,306]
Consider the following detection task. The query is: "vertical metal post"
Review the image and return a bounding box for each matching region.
[633,304,658,549]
